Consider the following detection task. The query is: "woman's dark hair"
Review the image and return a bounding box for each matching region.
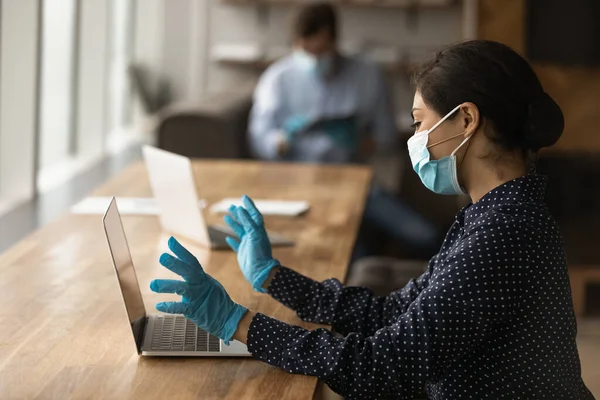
[412,40,564,153]
[293,3,337,41]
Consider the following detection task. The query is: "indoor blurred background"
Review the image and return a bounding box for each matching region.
[0,0,598,394]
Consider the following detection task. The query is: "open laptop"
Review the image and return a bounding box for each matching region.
[142,145,293,249]
[103,197,250,356]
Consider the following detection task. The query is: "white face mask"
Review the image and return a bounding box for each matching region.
[293,49,334,78]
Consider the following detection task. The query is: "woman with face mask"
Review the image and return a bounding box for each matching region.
[149,40,595,399]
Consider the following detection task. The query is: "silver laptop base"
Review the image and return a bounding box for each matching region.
[141,315,250,357]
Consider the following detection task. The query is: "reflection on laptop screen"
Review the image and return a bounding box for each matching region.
[103,199,146,345]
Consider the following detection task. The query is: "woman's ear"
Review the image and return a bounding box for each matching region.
[460,102,480,137]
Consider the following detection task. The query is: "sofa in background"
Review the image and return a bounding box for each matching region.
[156,84,255,159]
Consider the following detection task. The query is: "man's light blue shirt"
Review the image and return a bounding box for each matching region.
[249,54,397,163]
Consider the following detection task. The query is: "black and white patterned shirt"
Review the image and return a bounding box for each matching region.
[246,175,594,399]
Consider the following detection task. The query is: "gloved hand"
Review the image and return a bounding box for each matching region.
[150,236,248,344]
[282,115,310,140]
[224,195,280,293]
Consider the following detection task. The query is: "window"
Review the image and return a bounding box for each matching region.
[36,0,137,193]
[0,0,40,213]
[0,0,162,214]
[38,0,77,169]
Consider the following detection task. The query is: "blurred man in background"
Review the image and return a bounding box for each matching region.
[249,2,440,258]
[250,2,393,163]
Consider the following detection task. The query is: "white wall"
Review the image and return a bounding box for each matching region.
[132,0,165,131]
[76,0,110,160]
[205,2,271,96]
[0,0,40,205]
[39,0,77,168]
[162,0,194,100]
[134,0,165,69]
[186,0,211,102]
[159,0,210,102]
[107,0,135,133]
[38,0,165,193]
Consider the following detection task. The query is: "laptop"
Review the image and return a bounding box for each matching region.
[142,145,294,249]
[103,197,251,356]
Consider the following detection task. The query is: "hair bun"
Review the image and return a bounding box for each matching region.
[524,92,564,151]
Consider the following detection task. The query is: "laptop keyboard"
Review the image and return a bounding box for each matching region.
[150,315,221,352]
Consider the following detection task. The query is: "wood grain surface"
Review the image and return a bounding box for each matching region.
[0,160,372,399]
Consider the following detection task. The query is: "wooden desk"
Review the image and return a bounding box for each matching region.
[0,160,372,399]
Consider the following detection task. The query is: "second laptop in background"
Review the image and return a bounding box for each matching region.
[142,145,294,249]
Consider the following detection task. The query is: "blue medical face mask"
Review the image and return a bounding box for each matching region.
[294,49,334,78]
[407,104,473,195]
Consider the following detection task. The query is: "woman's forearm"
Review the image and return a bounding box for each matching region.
[262,266,280,291]
[232,266,278,345]
[233,310,256,344]
[267,266,350,329]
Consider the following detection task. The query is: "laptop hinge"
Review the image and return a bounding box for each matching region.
[132,316,148,354]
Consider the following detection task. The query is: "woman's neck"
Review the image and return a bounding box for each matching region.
[462,157,527,204]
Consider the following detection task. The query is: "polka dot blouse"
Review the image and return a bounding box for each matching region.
[246,175,594,400]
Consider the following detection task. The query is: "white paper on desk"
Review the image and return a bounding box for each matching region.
[71,197,207,215]
[210,198,310,216]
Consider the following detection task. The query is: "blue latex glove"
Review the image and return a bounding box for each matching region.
[223,195,280,293]
[150,236,248,344]
[282,115,310,140]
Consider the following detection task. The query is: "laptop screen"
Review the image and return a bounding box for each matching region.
[142,145,211,246]
[103,198,146,351]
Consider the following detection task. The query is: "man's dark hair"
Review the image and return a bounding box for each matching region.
[293,2,337,41]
